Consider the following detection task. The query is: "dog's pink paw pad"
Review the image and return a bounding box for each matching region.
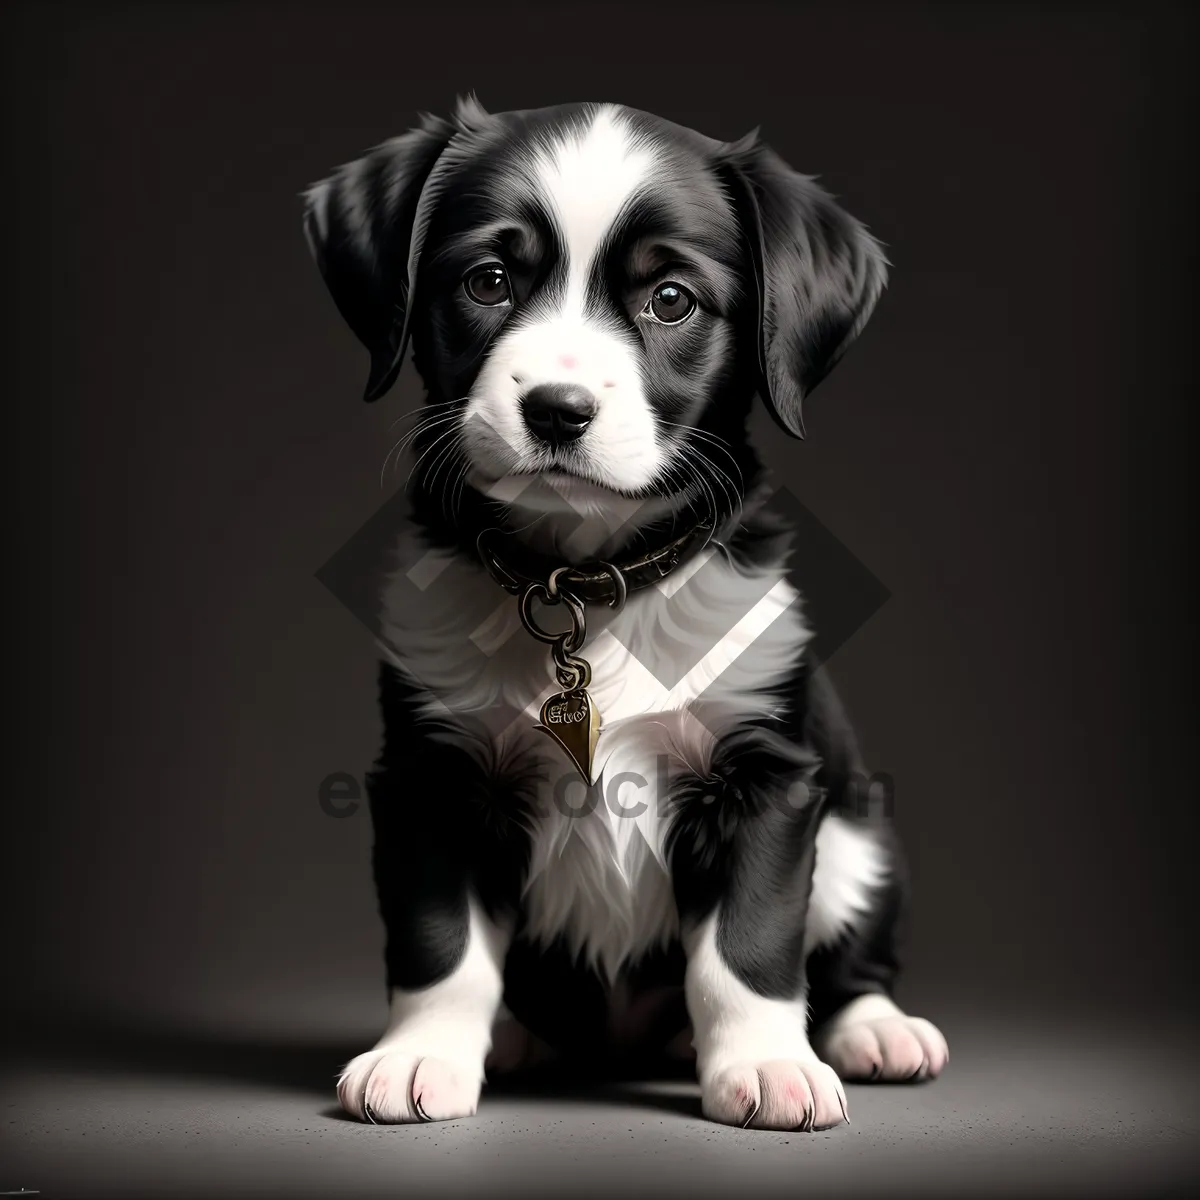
[410,1058,478,1122]
[703,1060,848,1131]
[820,1015,949,1082]
[337,1049,481,1124]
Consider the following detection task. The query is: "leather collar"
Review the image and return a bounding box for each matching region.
[477,521,714,606]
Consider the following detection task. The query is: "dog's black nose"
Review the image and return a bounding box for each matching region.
[521,383,597,448]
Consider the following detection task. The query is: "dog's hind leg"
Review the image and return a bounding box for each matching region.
[796,666,950,1083]
[807,857,949,1081]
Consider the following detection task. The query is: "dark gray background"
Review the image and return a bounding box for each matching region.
[2,2,1197,1196]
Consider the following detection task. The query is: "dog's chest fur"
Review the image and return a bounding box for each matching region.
[379,523,880,978]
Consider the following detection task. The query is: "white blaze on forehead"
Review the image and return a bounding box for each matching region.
[532,106,659,315]
[459,105,667,498]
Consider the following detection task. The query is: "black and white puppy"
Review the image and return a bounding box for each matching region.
[303,98,947,1131]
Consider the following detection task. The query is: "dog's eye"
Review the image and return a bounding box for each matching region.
[643,282,696,325]
[463,264,512,307]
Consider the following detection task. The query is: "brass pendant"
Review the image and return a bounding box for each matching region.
[537,686,600,784]
[515,571,616,786]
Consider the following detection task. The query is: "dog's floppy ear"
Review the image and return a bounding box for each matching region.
[302,97,489,402]
[722,134,888,438]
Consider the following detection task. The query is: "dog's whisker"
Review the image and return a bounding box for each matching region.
[662,421,746,487]
[450,454,473,517]
[426,436,472,526]
[677,443,722,526]
[662,422,745,492]
[420,438,463,501]
[661,426,746,531]
[387,411,462,464]
[406,424,465,492]
[381,413,461,485]
[691,445,743,522]
[428,438,467,520]
[677,438,743,528]
[381,399,475,483]
[394,414,464,480]
[385,398,459,435]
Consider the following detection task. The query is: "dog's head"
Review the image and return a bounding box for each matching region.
[304,98,886,525]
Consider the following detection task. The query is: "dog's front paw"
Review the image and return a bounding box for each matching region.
[337,1048,482,1123]
[816,996,949,1082]
[702,1059,848,1131]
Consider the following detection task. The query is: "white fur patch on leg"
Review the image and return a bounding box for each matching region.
[337,898,509,1123]
[816,993,949,1082]
[684,913,848,1131]
[806,816,891,952]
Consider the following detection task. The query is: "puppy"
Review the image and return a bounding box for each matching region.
[302,98,947,1130]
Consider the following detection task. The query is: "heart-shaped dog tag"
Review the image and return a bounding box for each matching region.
[537,688,600,784]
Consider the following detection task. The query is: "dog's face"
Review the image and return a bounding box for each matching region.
[304,100,887,519]
[416,105,746,503]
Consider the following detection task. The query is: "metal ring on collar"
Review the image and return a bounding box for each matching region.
[518,582,587,651]
[546,566,572,599]
[596,561,628,612]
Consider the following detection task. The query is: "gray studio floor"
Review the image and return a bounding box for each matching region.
[2,1010,1198,1199]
